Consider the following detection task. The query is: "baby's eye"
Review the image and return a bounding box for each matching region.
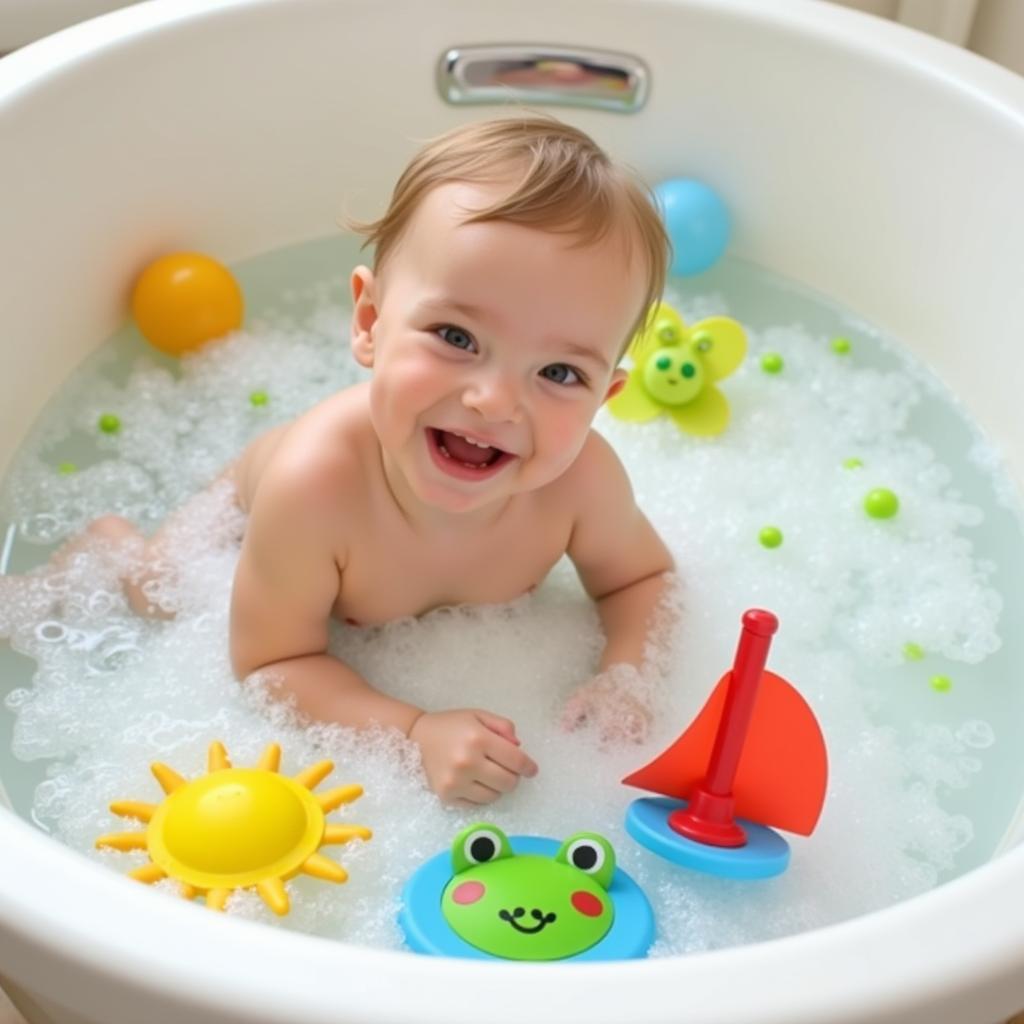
[436,325,476,352]
[539,363,583,386]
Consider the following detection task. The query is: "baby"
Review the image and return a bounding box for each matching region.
[57,117,675,807]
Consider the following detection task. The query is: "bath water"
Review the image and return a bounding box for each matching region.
[1,235,1023,956]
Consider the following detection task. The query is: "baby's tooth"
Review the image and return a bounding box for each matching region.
[456,433,489,448]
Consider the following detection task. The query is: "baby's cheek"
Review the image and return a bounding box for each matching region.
[543,413,590,468]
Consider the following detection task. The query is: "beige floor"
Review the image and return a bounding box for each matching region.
[0,988,22,1024]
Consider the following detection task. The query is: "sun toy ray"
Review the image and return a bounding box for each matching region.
[608,301,746,436]
[96,740,371,915]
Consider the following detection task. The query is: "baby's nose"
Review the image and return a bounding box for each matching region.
[463,372,523,422]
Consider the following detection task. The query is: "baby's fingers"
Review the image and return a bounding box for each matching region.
[560,689,593,733]
[476,710,521,745]
[453,782,505,807]
[597,704,651,746]
[484,731,538,779]
[477,757,523,795]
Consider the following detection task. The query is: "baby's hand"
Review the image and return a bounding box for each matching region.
[560,665,654,745]
[408,709,539,806]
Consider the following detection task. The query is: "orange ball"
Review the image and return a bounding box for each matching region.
[130,252,244,356]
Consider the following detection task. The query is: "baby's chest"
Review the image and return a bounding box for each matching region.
[333,523,570,625]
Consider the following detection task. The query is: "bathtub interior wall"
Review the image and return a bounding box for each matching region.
[1,0,1023,485]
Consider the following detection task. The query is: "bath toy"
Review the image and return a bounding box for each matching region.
[831,336,852,355]
[131,252,244,356]
[608,301,746,436]
[904,642,925,661]
[654,178,731,276]
[96,740,371,915]
[758,526,783,549]
[864,487,899,519]
[97,413,121,434]
[623,609,828,879]
[400,824,654,961]
[760,352,784,374]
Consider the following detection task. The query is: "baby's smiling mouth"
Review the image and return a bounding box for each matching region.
[498,907,557,934]
[429,428,513,472]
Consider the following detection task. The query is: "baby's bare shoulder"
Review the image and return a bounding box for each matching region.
[558,429,631,497]
[242,384,373,536]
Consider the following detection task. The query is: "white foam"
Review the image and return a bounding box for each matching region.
[0,265,1011,956]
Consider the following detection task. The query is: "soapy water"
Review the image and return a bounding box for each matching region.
[1,236,1023,956]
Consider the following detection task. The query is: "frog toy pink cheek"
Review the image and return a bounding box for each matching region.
[452,881,485,905]
[571,890,605,917]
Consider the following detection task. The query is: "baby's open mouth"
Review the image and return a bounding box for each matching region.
[428,428,514,478]
[498,906,557,934]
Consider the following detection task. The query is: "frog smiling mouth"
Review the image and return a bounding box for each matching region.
[498,907,557,934]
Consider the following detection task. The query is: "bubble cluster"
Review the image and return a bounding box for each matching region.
[0,261,1011,958]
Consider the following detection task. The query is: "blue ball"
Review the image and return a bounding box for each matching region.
[654,178,731,277]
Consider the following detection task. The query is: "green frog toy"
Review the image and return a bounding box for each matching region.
[399,823,654,961]
[442,824,616,960]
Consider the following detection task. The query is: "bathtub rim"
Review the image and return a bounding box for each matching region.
[2,803,1024,1024]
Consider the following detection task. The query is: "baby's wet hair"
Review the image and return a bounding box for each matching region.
[349,116,670,356]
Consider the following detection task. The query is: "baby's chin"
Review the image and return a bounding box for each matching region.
[413,480,517,517]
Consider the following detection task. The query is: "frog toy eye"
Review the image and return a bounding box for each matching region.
[451,823,513,873]
[555,832,616,890]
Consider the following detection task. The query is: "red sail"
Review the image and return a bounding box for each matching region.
[622,670,828,836]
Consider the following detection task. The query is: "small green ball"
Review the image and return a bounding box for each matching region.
[831,336,852,355]
[864,487,899,519]
[249,390,269,407]
[760,352,784,374]
[759,526,784,549]
[930,674,952,693]
[903,642,925,662]
[57,462,78,475]
[842,457,864,470]
[98,413,121,434]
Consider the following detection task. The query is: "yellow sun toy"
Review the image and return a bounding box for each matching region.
[96,740,371,916]
[608,301,747,436]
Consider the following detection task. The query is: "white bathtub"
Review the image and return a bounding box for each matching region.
[2,1,1024,1021]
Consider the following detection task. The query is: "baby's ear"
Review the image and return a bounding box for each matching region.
[603,368,628,403]
[350,266,378,367]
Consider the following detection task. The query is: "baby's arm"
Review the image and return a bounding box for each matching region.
[563,433,675,740]
[230,465,422,733]
[230,461,537,805]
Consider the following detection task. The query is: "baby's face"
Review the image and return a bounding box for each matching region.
[351,181,645,517]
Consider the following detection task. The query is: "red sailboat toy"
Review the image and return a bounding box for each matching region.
[623,609,828,879]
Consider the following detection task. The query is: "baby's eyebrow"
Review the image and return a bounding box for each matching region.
[415,297,487,322]
[555,340,610,372]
